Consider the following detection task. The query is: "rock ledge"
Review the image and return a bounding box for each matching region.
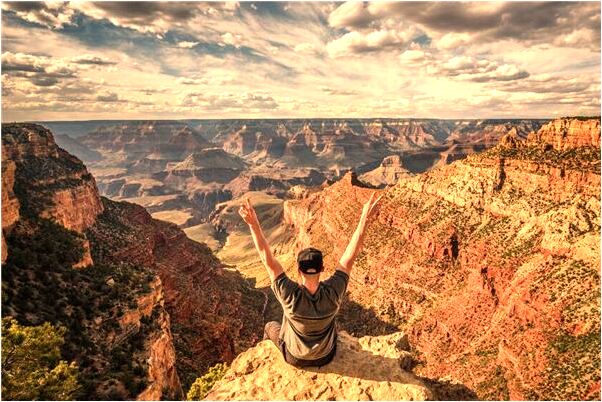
[205,331,432,401]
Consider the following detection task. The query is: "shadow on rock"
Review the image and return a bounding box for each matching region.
[418,376,479,401]
[337,298,400,337]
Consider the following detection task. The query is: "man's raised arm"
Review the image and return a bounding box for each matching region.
[337,191,383,275]
[238,197,284,282]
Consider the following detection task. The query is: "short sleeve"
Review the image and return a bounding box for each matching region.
[271,272,299,305]
[322,270,349,303]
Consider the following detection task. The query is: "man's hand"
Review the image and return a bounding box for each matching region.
[337,190,384,275]
[361,191,383,221]
[238,196,284,281]
[238,197,259,227]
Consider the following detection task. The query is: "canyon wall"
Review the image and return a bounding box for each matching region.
[87,198,265,389]
[1,123,263,399]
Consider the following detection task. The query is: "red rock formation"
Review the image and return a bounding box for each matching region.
[80,121,210,159]
[279,118,600,400]
[1,158,19,262]
[206,331,433,401]
[359,155,413,187]
[124,278,183,401]
[42,180,104,232]
[527,117,601,150]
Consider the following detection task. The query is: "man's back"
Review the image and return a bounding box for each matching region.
[240,192,382,365]
[271,270,349,360]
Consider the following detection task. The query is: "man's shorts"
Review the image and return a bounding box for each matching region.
[263,321,337,368]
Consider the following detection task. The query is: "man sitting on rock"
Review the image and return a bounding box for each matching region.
[238,192,382,367]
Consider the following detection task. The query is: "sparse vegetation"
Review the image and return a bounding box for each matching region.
[479,144,601,174]
[2,217,159,399]
[476,365,510,400]
[186,363,228,400]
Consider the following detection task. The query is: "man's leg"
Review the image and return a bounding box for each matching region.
[263,321,281,346]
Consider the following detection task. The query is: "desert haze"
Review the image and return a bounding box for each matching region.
[1,1,601,402]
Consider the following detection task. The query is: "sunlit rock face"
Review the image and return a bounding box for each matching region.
[2,123,104,233]
[527,118,601,150]
[1,124,103,265]
[279,118,601,400]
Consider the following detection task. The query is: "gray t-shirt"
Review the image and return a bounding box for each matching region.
[271,270,349,360]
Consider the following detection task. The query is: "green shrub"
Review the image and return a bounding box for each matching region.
[186,363,228,400]
[1,317,79,400]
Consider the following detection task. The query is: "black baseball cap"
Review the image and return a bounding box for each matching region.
[297,247,324,274]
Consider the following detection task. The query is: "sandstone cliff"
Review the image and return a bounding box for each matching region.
[280,117,601,400]
[1,124,104,265]
[2,123,104,232]
[527,117,601,150]
[129,278,183,401]
[1,157,19,263]
[205,331,432,401]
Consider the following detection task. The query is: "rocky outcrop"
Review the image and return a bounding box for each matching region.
[224,168,326,198]
[138,314,183,401]
[446,120,532,144]
[1,157,19,263]
[165,148,246,185]
[206,331,432,401]
[1,124,104,267]
[42,179,104,233]
[363,120,447,150]
[2,124,104,232]
[221,124,287,160]
[279,118,600,400]
[359,155,412,187]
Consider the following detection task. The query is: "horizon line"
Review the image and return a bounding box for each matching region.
[4,115,598,124]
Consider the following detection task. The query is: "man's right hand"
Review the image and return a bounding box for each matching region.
[238,197,259,227]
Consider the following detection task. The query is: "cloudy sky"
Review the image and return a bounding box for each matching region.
[1,1,600,121]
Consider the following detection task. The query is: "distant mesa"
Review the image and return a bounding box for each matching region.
[54,134,103,162]
[171,148,247,171]
[359,155,413,188]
